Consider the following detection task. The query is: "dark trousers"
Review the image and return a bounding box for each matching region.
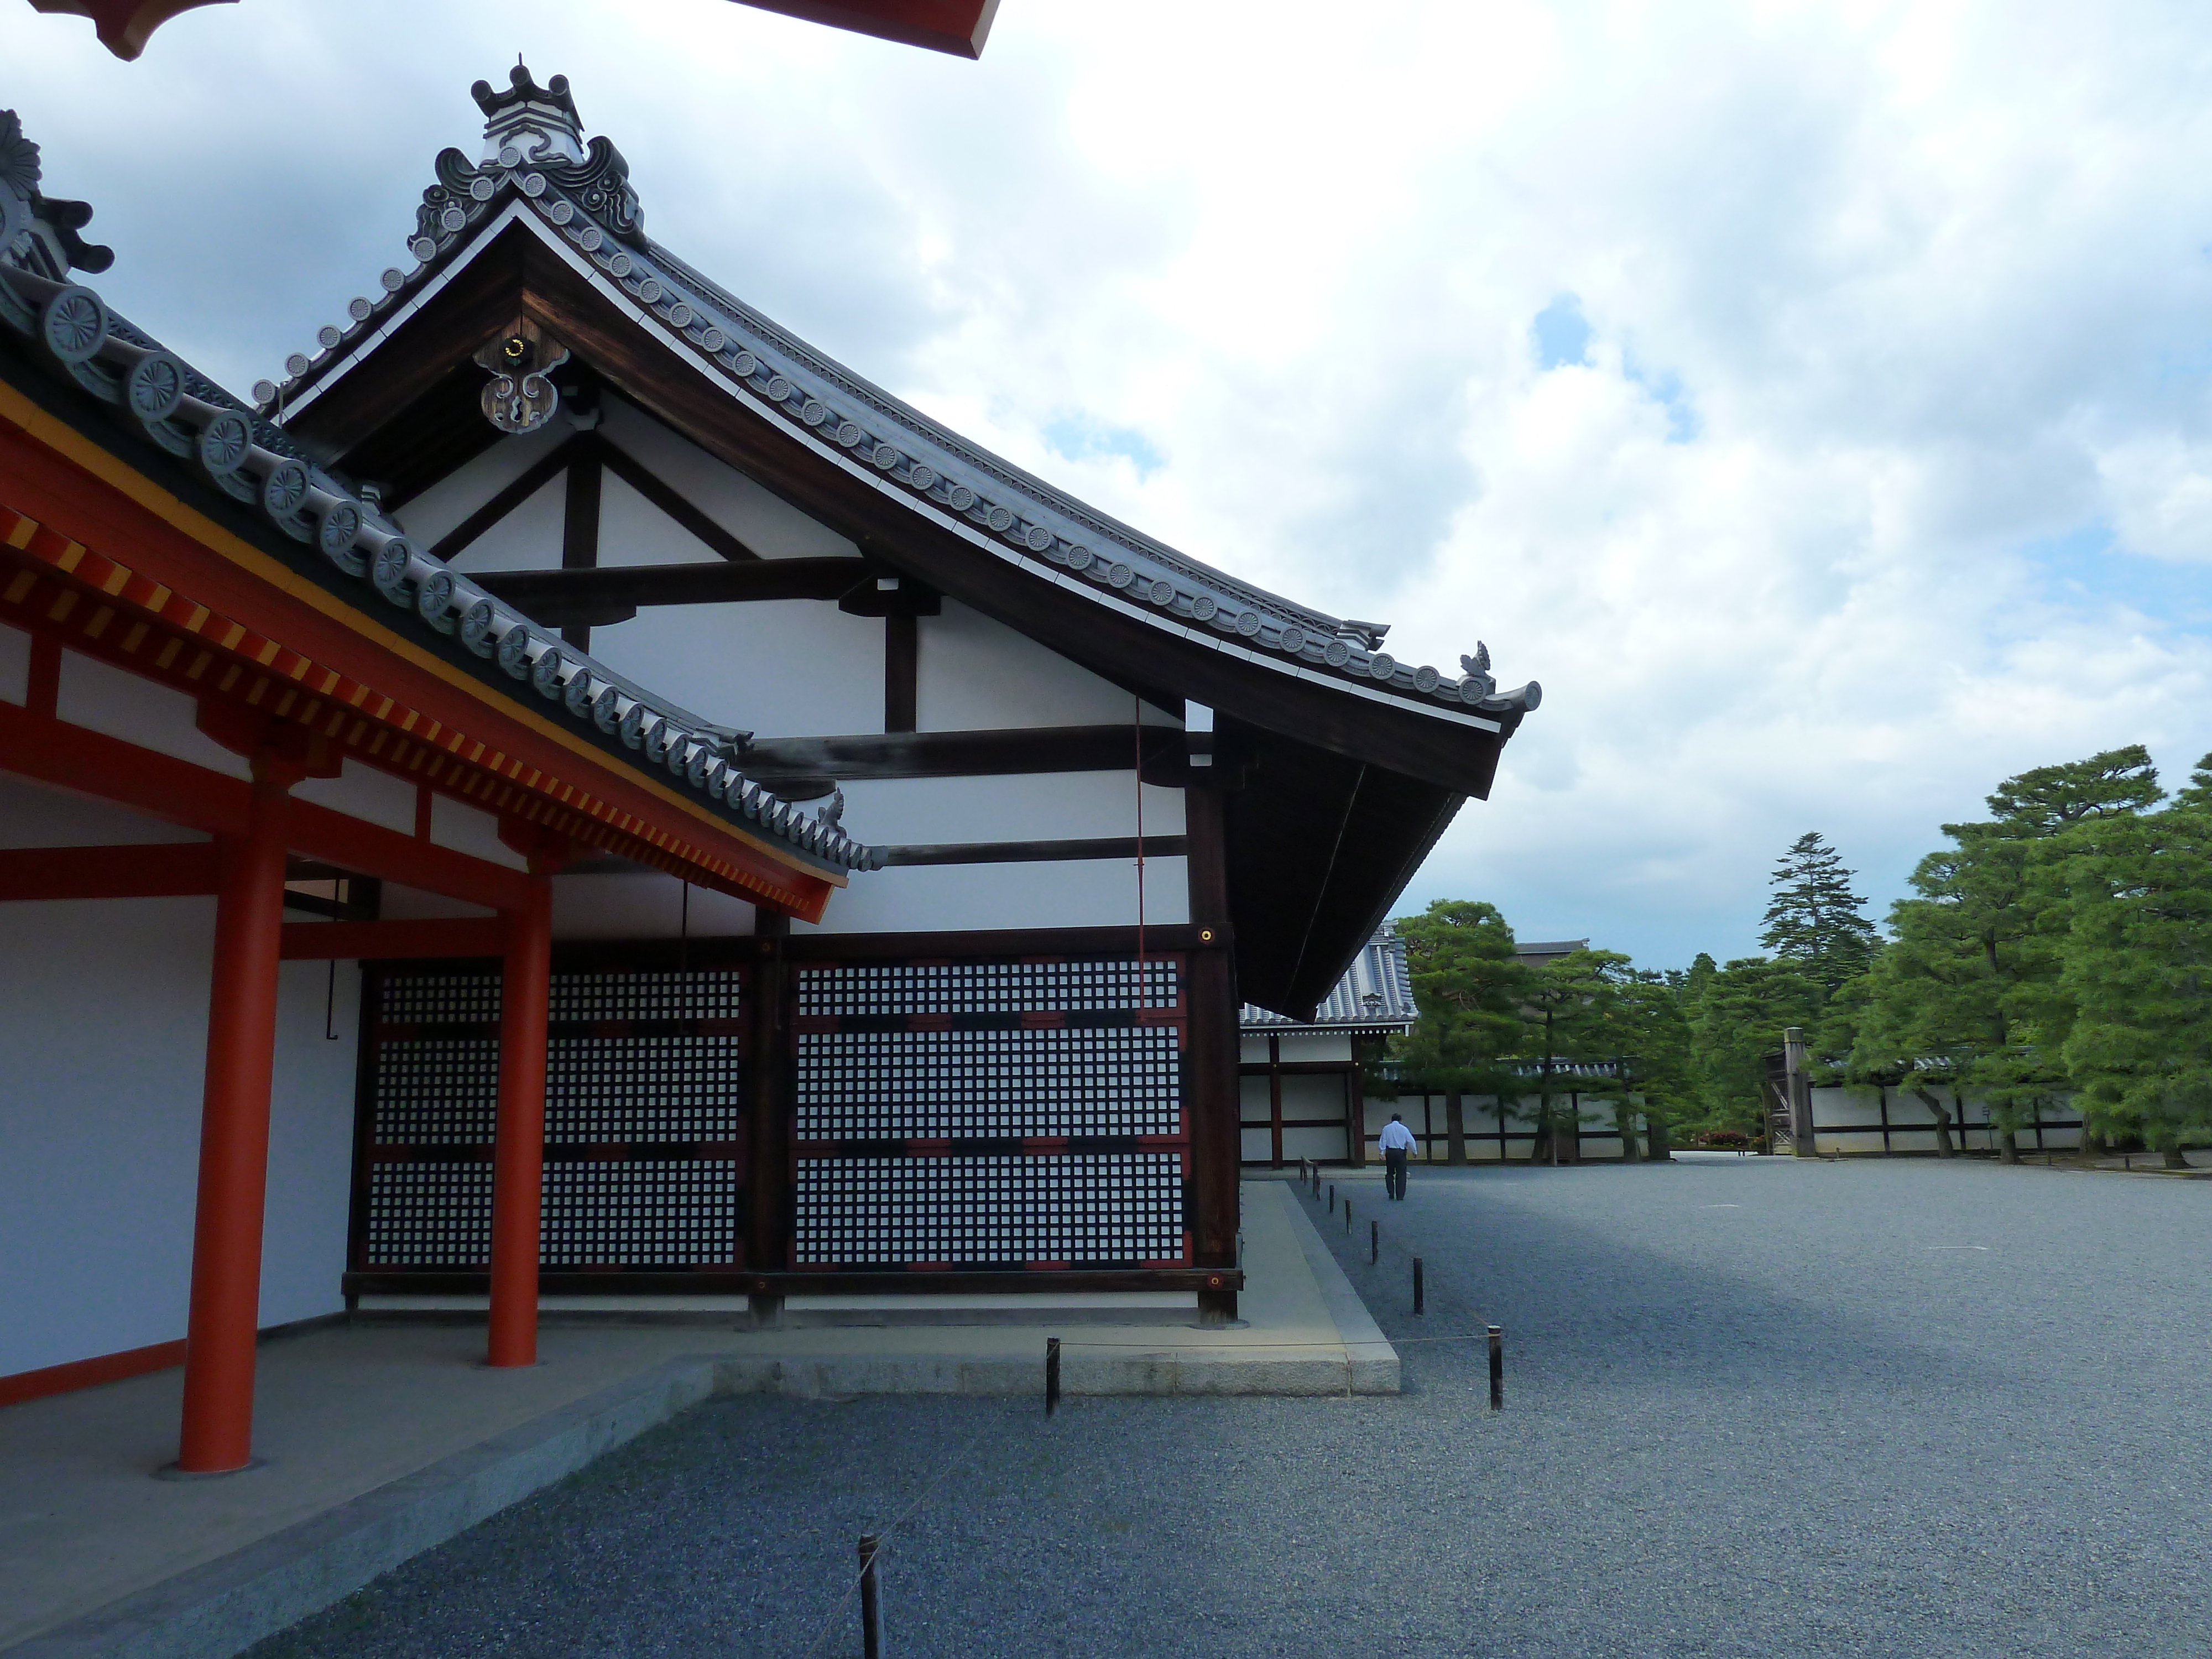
[1385,1147,1408,1199]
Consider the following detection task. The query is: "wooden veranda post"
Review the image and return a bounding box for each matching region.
[487,864,556,1368]
[176,753,299,1473]
[1185,784,1240,1324]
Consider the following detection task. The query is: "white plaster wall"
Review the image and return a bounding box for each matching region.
[392,420,570,549]
[919,601,1170,732]
[599,397,859,562]
[56,651,249,780]
[293,759,418,837]
[429,795,529,870]
[587,601,885,737]
[805,856,1187,935]
[437,476,567,576]
[1275,1033,1355,1063]
[379,883,496,921]
[596,472,721,568]
[838,772,1183,846]
[0,770,207,848]
[0,893,359,1377]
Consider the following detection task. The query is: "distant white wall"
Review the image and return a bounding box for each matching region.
[1808,1084,2082,1155]
[0,784,360,1376]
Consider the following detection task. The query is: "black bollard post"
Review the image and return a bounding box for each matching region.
[1413,1256,1425,1316]
[1045,1337,1061,1416]
[1488,1325,1504,1410]
[1329,1183,1336,1213]
[858,1534,884,1659]
[1313,1167,1321,1199]
[1370,1218,1378,1265]
[1345,1197,1353,1235]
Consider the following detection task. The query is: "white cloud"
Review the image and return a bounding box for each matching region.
[10,0,2212,965]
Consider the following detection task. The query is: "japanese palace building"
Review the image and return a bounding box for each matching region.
[0,75,1535,1469]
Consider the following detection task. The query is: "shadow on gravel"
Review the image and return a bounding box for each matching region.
[1289,1166,2014,1402]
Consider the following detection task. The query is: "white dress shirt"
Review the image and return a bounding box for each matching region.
[1378,1120,1417,1152]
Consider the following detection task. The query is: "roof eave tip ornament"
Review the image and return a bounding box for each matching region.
[0,109,114,280]
[25,0,236,61]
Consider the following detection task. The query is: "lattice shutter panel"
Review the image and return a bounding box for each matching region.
[358,966,747,1272]
[791,956,1190,1267]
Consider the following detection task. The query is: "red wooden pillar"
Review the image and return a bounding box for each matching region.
[486,868,554,1368]
[176,758,295,1474]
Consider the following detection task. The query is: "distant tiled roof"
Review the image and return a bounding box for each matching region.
[1514,939,1589,966]
[1242,924,1415,1033]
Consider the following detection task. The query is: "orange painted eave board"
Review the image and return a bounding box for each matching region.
[0,392,840,920]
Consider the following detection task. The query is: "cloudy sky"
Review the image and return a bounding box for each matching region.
[11,0,2212,967]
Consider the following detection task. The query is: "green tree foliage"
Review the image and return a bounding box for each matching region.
[1839,746,2166,1160]
[1691,957,1820,1136]
[1571,963,1697,1160]
[1395,900,1528,1092]
[1761,832,1881,997]
[2042,757,2212,1168]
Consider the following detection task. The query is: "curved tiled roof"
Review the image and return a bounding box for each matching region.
[0,107,873,881]
[265,67,1542,730]
[1241,924,1416,1033]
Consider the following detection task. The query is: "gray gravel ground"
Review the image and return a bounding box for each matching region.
[251,1160,2211,1658]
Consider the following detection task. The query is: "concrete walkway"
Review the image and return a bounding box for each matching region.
[0,1182,1390,1659]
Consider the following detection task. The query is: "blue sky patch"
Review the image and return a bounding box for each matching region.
[1044,414,1164,479]
[2022,521,2212,629]
[1531,293,1592,369]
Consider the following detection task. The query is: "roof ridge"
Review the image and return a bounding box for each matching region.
[258,75,1541,727]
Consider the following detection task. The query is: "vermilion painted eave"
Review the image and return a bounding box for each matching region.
[0,395,840,922]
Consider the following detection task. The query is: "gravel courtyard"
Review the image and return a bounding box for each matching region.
[252,1160,2210,1658]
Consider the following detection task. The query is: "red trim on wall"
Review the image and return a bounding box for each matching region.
[0,1337,186,1409]
[280,918,506,960]
[0,841,218,901]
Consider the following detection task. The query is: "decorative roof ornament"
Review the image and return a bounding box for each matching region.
[472,324,569,436]
[0,109,114,281]
[471,62,587,168]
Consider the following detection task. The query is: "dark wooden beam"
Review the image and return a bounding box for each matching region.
[560,443,603,651]
[883,835,1186,867]
[742,724,1185,782]
[884,612,917,733]
[473,557,868,622]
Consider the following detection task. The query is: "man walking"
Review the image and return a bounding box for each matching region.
[1379,1113,1417,1201]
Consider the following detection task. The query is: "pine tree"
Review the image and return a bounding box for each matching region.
[1760,833,1881,996]
[2043,757,2212,1168]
